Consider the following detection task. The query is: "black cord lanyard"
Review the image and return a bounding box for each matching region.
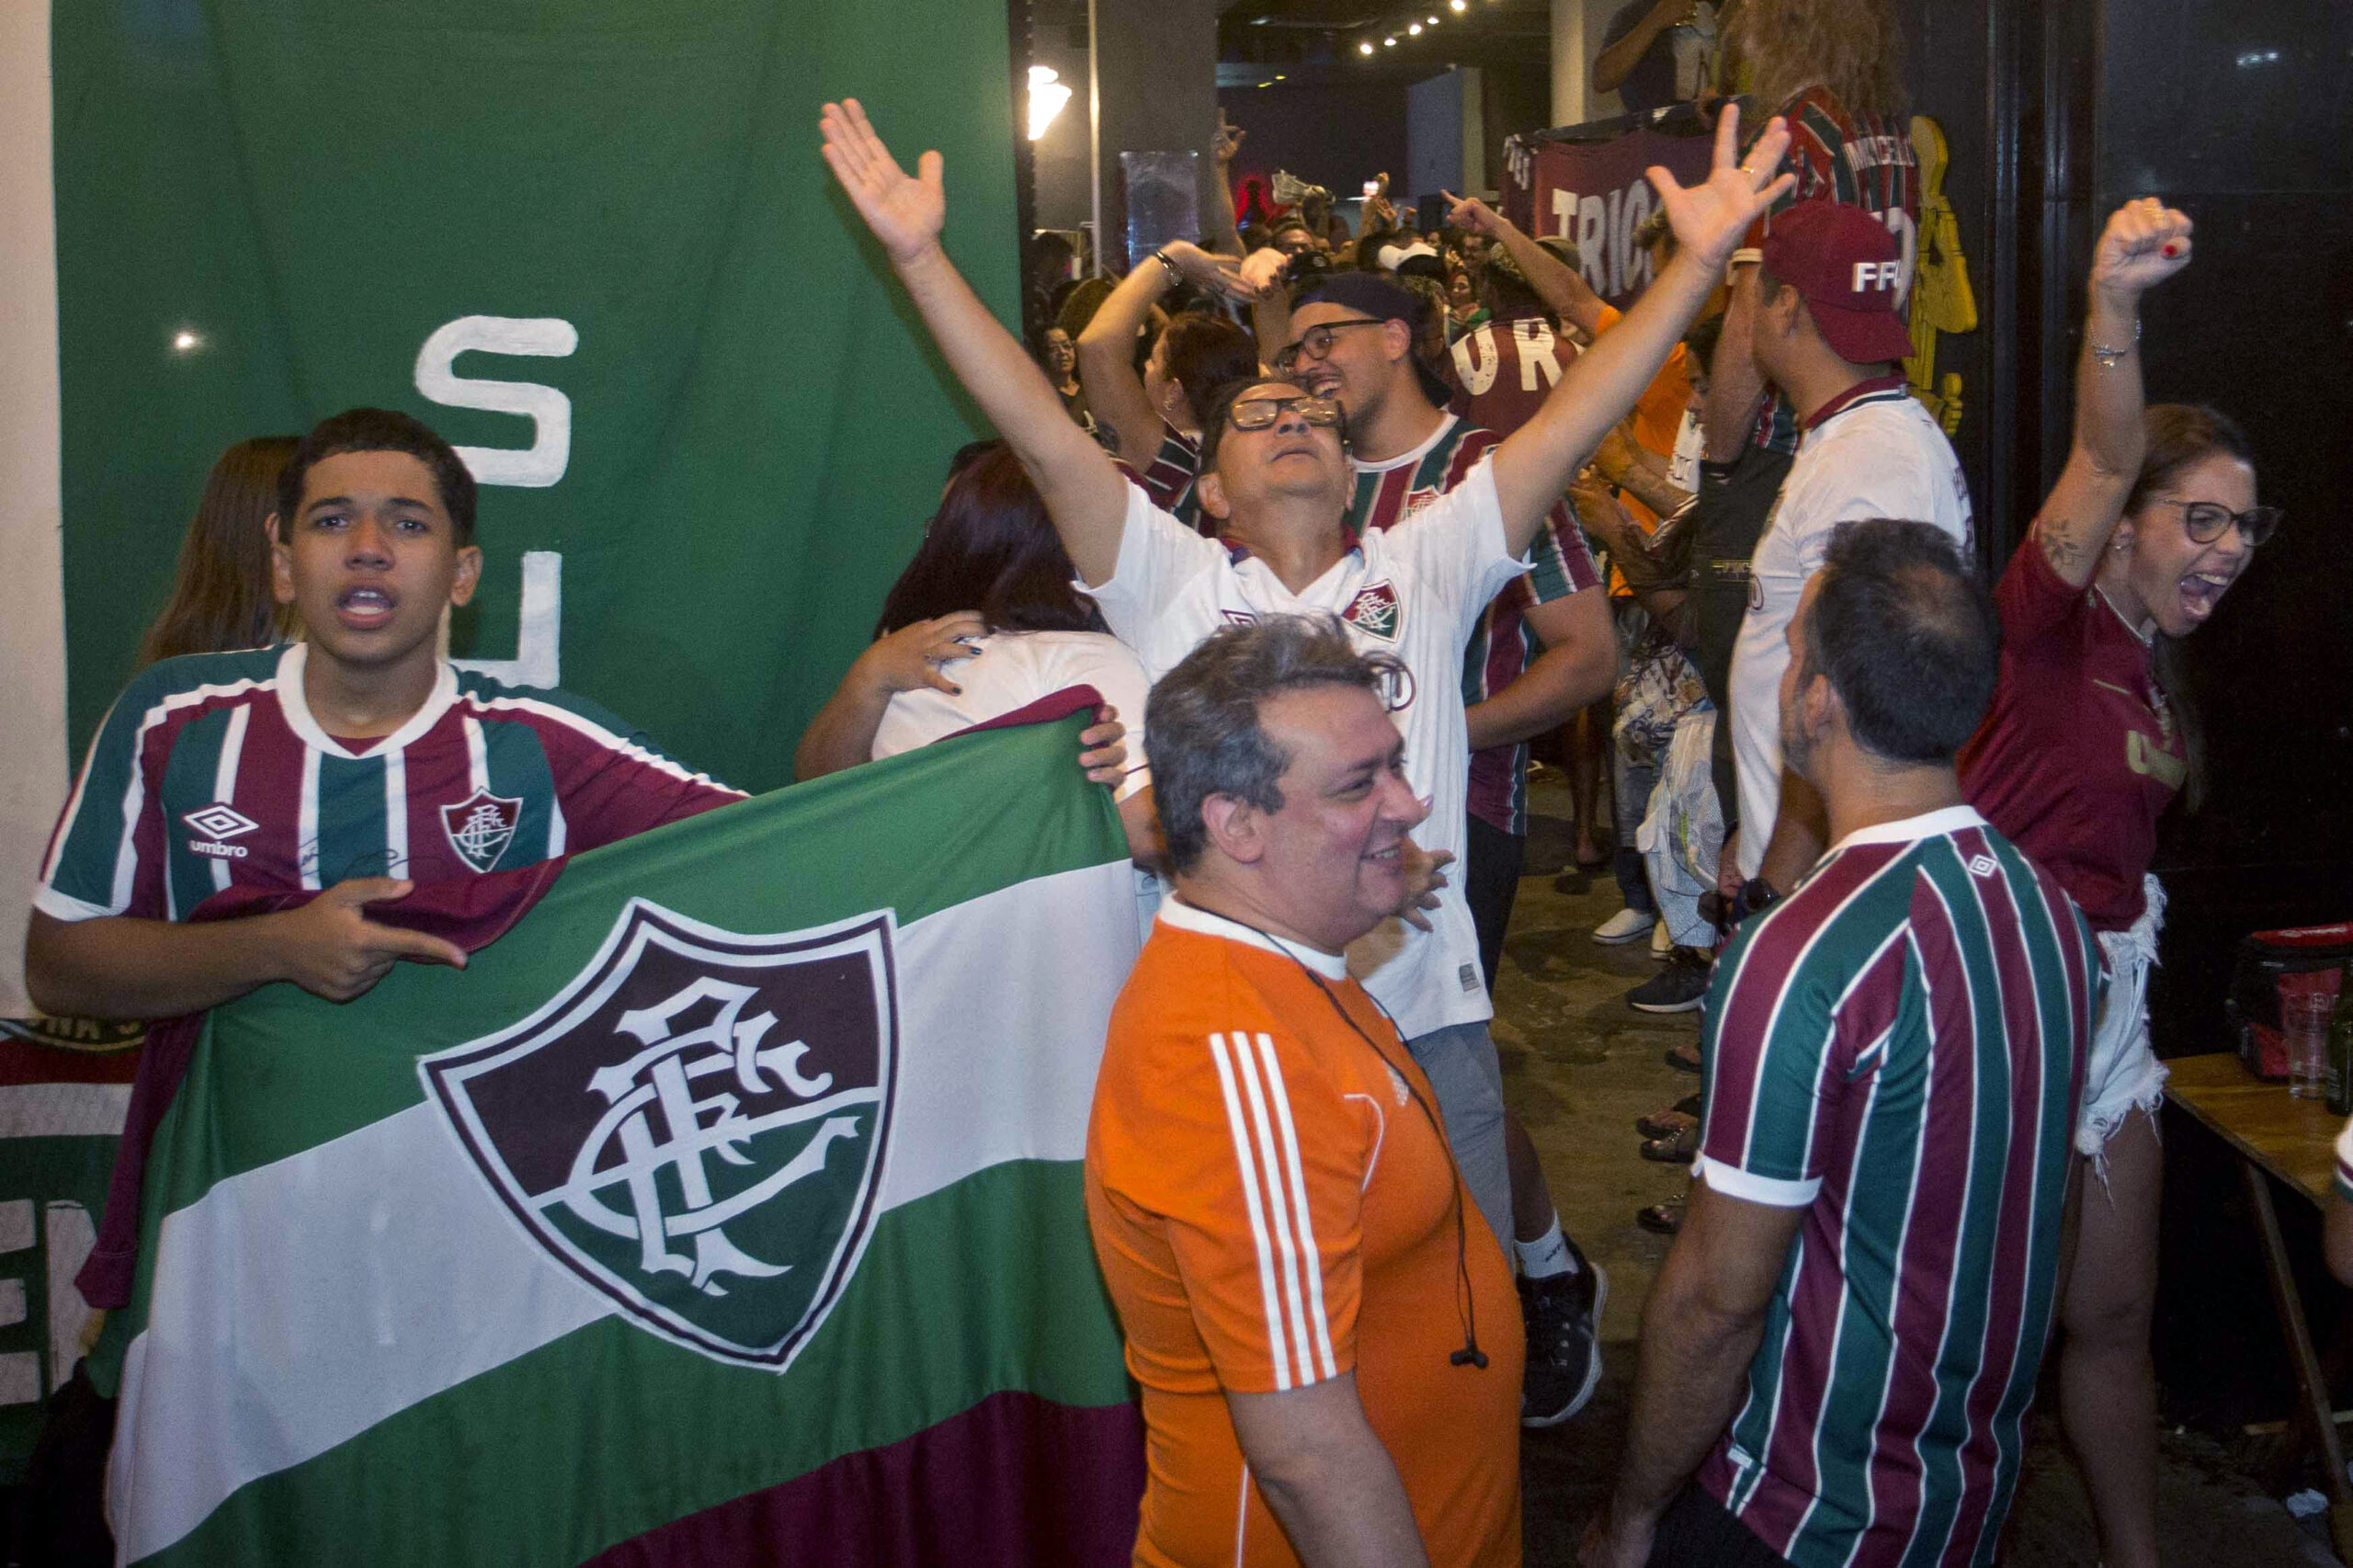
[1217,915,1490,1373]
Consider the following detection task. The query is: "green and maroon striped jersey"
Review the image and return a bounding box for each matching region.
[1693,805,2103,1568]
[1345,415,1599,836]
[38,643,744,925]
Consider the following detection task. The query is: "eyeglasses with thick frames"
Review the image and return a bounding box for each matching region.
[1271,318,1389,374]
[2153,498,2282,548]
[1223,394,1345,432]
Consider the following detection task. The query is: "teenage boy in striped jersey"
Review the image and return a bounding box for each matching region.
[1584,520,2104,1568]
[20,407,755,1017]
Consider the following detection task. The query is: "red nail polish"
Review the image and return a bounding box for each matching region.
[2161,242,2181,257]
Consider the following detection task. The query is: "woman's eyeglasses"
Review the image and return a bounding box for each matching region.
[2154,498,2282,548]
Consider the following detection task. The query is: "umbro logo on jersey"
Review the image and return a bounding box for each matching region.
[1968,854,1998,878]
[1401,487,1444,520]
[1343,580,1402,642]
[183,802,257,859]
[1222,609,1259,627]
[441,790,524,874]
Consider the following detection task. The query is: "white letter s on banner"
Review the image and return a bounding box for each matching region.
[414,316,578,488]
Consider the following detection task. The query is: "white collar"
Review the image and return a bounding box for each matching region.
[1157,895,1351,977]
[273,642,459,760]
[1348,411,1461,475]
[1827,803,1990,854]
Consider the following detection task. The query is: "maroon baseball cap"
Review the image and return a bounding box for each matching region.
[1757,200,1914,366]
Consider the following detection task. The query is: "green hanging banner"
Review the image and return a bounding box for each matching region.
[51,0,1020,791]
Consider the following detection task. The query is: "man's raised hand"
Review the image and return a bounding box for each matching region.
[820,98,946,267]
[1647,103,1795,274]
[1440,190,1504,237]
[269,878,467,1004]
[2089,197,2193,302]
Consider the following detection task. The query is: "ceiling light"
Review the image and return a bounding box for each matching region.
[171,330,201,354]
[1359,40,1375,53]
[1428,14,1441,23]
[1450,0,1466,10]
[1026,65,1071,141]
[1384,35,1397,45]
[1407,21,1421,34]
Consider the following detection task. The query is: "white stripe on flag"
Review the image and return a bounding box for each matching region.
[0,1082,130,1138]
[109,858,1136,1563]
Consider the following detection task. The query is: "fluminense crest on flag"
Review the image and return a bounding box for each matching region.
[423,899,898,1368]
[438,789,525,874]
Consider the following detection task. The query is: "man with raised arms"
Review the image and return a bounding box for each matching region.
[818,93,1791,1450]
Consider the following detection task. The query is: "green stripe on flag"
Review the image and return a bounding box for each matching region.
[130,711,1119,1199]
[133,1160,1129,1568]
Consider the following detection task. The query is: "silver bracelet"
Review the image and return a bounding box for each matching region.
[1153,250,1183,288]
[2088,316,2141,367]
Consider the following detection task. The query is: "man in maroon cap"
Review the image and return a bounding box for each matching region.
[1720,199,1972,912]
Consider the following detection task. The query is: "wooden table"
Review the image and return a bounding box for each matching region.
[2164,1051,2351,1559]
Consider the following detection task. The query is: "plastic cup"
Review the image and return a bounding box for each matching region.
[2283,993,2333,1099]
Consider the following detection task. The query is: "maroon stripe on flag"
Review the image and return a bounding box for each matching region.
[0,1034,141,1085]
[947,685,1107,739]
[584,1392,1145,1568]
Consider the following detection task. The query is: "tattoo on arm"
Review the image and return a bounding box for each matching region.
[2038,519,2086,574]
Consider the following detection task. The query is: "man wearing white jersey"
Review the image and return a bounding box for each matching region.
[818,82,1791,1309]
[1723,200,1973,915]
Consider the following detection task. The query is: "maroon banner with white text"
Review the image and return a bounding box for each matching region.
[1501,128,1715,308]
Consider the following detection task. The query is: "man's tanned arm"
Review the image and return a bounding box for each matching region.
[1580,1177,1803,1568]
[821,98,1130,584]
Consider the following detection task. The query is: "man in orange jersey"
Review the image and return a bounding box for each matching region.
[1086,615,1522,1568]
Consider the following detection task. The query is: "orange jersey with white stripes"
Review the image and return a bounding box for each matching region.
[1085,898,1521,1568]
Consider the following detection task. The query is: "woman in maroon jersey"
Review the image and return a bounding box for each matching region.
[1958,199,2276,1568]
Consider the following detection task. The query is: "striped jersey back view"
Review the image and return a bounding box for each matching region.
[1691,805,2104,1568]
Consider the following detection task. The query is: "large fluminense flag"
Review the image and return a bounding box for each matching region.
[97,706,1147,1566]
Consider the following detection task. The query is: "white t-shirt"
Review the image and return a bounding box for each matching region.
[871,629,1151,801]
[1727,387,1973,880]
[1088,463,1529,1040]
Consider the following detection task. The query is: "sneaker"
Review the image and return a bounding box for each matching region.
[1627,948,1712,1014]
[1592,906,1652,945]
[1651,920,1672,960]
[1519,1245,1607,1428]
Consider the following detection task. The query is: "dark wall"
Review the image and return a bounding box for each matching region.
[1217,79,1412,224]
[2093,0,2353,1051]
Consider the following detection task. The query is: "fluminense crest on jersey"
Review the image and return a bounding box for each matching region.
[422,899,900,1367]
[1344,579,1403,642]
[439,789,525,874]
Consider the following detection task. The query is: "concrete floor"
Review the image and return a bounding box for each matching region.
[1496,779,2335,1567]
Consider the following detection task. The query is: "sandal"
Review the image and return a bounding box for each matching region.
[1634,1106,1699,1140]
[1636,1200,1685,1235]
[1663,1041,1703,1074]
[1640,1123,1699,1164]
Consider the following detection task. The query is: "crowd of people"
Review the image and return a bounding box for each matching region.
[15,1,2305,1564]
